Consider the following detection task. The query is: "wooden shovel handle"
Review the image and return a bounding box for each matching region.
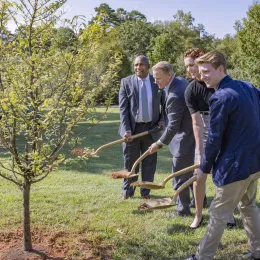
[137,175,197,210]
[131,131,150,140]
[130,149,151,173]
[173,175,197,199]
[163,164,200,185]
[93,131,149,155]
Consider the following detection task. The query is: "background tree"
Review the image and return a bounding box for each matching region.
[89,3,147,28]
[89,3,120,28]
[52,26,76,50]
[87,3,149,80]
[214,34,240,79]
[235,1,260,87]
[112,19,156,77]
[0,0,121,251]
[148,10,215,76]
[80,21,123,104]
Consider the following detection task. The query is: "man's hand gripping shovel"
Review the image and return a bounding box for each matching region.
[109,126,162,179]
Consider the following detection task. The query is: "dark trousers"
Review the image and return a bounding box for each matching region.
[172,153,195,215]
[122,122,157,197]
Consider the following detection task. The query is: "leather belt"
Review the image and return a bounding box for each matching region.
[200,111,209,115]
[136,122,152,125]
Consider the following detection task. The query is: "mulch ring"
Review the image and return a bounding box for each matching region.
[0,227,114,260]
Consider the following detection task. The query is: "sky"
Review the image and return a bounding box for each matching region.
[8,0,255,38]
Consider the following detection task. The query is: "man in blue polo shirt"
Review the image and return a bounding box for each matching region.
[186,51,260,260]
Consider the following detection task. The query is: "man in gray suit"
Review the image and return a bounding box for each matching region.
[118,55,163,200]
[150,61,195,216]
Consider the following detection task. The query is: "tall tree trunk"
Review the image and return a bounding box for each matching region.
[23,178,32,251]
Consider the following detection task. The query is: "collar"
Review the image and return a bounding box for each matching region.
[164,74,175,92]
[216,75,232,90]
[137,74,150,81]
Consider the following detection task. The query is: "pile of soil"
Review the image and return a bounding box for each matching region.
[0,227,114,260]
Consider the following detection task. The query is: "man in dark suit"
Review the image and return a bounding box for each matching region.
[186,51,260,260]
[118,55,163,200]
[149,61,195,217]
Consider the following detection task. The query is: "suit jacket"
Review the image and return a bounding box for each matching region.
[118,74,163,141]
[200,75,260,186]
[160,77,195,157]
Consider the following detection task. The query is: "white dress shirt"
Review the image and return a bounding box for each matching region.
[164,74,175,97]
[136,74,153,122]
[157,75,175,146]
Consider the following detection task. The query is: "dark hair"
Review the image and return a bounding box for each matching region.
[184,48,206,59]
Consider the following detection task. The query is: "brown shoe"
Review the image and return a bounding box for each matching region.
[120,192,134,200]
[121,195,129,200]
[141,195,150,200]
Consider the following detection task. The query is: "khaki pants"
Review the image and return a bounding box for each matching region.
[196,171,260,260]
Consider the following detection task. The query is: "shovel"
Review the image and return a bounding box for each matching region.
[71,126,161,158]
[89,131,149,157]
[138,175,197,211]
[131,164,199,189]
[110,149,151,179]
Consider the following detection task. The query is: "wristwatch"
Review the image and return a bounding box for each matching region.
[156,140,163,148]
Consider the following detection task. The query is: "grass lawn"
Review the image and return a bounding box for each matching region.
[0,107,259,259]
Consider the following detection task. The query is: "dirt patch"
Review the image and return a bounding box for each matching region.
[0,227,114,260]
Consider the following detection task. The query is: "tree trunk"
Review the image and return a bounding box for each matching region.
[23,178,32,251]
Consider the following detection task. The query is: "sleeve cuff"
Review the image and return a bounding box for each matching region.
[200,164,212,174]
[157,140,166,146]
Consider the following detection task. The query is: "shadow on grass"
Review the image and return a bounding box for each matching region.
[215,239,249,260]
[181,235,250,260]
[60,119,173,175]
[114,239,174,260]
[114,237,190,260]
[131,209,154,215]
[59,106,174,174]
[150,194,172,199]
[167,223,197,235]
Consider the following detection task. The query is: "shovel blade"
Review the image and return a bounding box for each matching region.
[131,181,165,189]
[110,169,138,179]
[138,197,176,211]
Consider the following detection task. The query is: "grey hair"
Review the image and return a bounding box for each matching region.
[152,61,174,74]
